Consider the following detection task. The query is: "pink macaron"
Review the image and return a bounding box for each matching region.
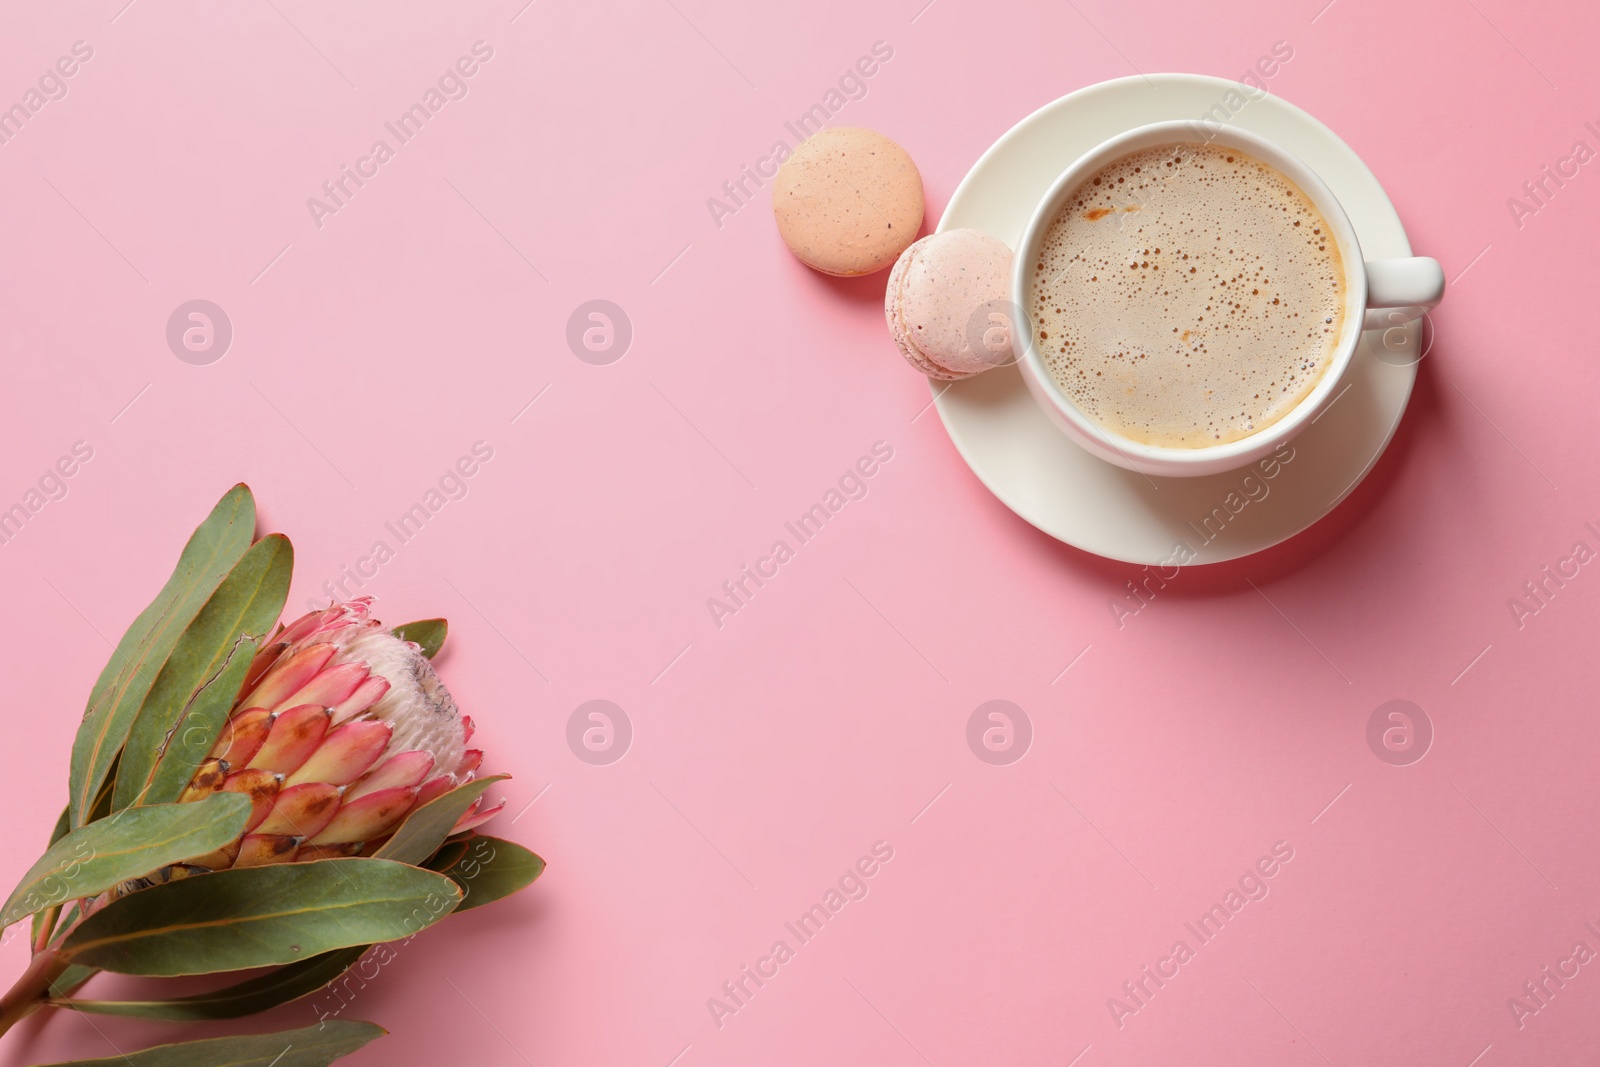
[884,229,1016,380]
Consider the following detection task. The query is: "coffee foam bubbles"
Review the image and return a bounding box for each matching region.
[1030,143,1345,448]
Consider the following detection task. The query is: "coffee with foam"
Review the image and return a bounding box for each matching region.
[1029,143,1345,448]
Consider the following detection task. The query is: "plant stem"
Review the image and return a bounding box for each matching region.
[0,950,68,1039]
[31,905,60,955]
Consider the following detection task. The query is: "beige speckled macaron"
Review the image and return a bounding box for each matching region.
[772,127,924,276]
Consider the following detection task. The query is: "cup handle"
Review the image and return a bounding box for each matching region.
[1362,257,1444,330]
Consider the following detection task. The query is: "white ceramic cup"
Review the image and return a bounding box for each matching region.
[1011,121,1444,478]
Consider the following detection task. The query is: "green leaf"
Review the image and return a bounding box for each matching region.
[45,806,72,848]
[61,858,461,976]
[114,534,294,811]
[373,775,506,866]
[1,794,251,930]
[85,765,118,824]
[433,836,544,912]
[30,807,74,946]
[35,1019,384,1067]
[48,963,99,999]
[111,535,293,811]
[69,486,256,828]
[423,838,470,873]
[52,945,369,1020]
[391,618,447,659]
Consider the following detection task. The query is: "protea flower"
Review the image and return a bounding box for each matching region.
[0,487,543,1064]
[178,598,502,870]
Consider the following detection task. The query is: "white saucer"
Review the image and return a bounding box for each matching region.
[934,74,1421,565]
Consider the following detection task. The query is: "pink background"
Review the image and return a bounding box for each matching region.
[0,0,1596,1064]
